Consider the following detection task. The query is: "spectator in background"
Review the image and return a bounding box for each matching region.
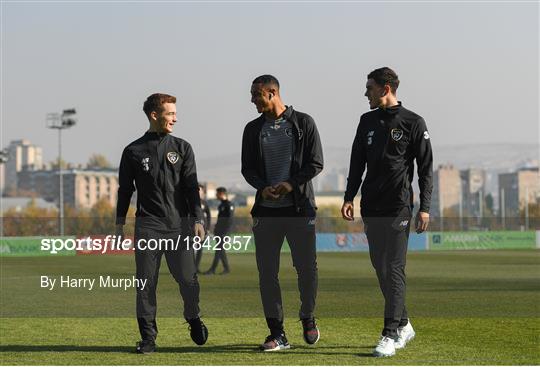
[204,187,234,275]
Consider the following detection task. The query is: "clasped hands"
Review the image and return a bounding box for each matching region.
[261,182,293,201]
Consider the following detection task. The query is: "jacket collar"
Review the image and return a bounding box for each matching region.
[262,105,299,126]
[378,101,402,118]
[259,105,293,122]
[144,131,169,140]
[255,106,301,136]
[282,105,294,120]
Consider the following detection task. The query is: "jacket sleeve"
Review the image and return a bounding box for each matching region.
[116,148,135,225]
[287,116,324,188]
[180,143,203,221]
[413,117,433,213]
[241,124,267,190]
[344,118,366,202]
[204,203,212,229]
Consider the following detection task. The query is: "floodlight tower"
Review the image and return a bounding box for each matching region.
[46,109,77,236]
[0,148,8,238]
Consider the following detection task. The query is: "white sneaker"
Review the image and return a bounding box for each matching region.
[395,321,415,349]
[373,335,396,357]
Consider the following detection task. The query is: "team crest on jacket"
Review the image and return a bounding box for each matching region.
[391,128,403,141]
[167,152,179,164]
[285,127,294,138]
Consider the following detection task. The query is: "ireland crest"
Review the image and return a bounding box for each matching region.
[167,152,179,164]
[391,128,403,141]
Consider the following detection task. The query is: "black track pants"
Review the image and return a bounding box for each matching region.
[363,206,412,338]
[207,232,230,272]
[134,227,200,341]
[252,206,318,335]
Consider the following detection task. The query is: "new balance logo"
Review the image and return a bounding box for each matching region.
[367,130,374,145]
[141,157,150,171]
[399,220,409,227]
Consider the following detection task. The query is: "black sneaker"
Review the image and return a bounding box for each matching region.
[187,317,208,345]
[135,340,156,354]
[301,317,320,344]
[260,334,291,351]
[219,269,230,275]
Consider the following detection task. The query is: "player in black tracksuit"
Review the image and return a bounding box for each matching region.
[341,68,433,357]
[204,187,234,274]
[115,93,208,354]
[242,75,323,351]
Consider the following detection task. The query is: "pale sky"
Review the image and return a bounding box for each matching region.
[2,2,539,172]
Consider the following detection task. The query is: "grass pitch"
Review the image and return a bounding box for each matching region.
[1,250,539,365]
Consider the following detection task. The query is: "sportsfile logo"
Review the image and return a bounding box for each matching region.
[41,236,133,254]
[40,235,253,254]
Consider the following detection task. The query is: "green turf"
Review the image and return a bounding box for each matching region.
[1,317,538,365]
[1,251,539,365]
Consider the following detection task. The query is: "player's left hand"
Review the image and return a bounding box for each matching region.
[115,224,125,238]
[415,211,430,233]
[273,181,293,195]
[341,201,354,221]
[194,222,206,239]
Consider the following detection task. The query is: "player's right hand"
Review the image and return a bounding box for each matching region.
[194,222,206,240]
[262,186,280,201]
[415,211,430,233]
[341,201,354,221]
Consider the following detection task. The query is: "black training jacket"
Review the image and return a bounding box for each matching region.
[344,103,433,214]
[241,106,324,214]
[116,131,203,231]
[214,199,234,235]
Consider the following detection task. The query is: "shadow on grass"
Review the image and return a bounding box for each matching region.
[0,344,375,357]
[357,353,374,357]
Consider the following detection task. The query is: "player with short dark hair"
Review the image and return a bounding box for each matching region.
[116,93,209,354]
[252,74,280,89]
[342,67,433,357]
[242,75,324,351]
[367,67,400,94]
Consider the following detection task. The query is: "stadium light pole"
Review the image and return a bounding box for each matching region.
[440,190,444,234]
[478,189,483,227]
[458,192,463,231]
[525,187,529,231]
[0,148,8,238]
[47,109,77,236]
[501,188,505,230]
